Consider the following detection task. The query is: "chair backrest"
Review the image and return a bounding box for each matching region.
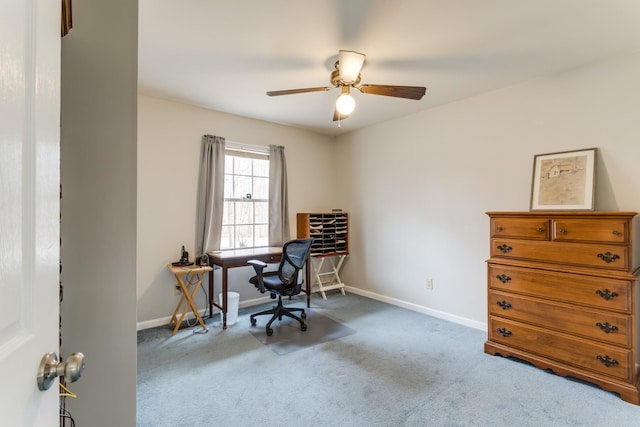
[278,238,313,287]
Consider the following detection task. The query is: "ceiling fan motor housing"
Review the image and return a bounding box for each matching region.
[331,66,361,88]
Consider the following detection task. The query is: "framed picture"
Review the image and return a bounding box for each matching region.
[530,148,597,211]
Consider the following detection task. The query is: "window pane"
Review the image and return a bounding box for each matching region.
[222,201,234,225]
[234,157,252,175]
[235,201,253,225]
[234,176,252,199]
[253,159,269,177]
[220,225,234,250]
[255,224,268,247]
[253,177,268,199]
[225,155,234,173]
[235,225,254,248]
[224,174,233,198]
[255,201,268,224]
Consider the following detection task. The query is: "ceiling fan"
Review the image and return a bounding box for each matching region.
[266,50,426,122]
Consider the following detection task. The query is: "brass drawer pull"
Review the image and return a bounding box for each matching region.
[597,252,620,263]
[496,301,512,310]
[596,289,619,301]
[495,226,503,232]
[558,227,567,234]
[497,244,512,253]
[496,327,512,337]
[596,322,618,334]
[596,355,618,368]
[612,230,622,236]
[496,274,512,284]
[536,227,545,233]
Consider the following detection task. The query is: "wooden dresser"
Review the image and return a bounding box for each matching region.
[485,211,640,404]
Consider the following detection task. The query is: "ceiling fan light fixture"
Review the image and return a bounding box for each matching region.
[336,91,356,116]
[338,50,365,83]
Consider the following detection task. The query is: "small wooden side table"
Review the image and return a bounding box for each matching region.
[168,264,213,335]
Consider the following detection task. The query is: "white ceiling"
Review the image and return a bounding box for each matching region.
[138,0,640,137]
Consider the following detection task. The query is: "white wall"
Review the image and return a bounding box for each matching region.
[137,95,337,326]
[334,51,640,329]
[138,51,640,332]
[60,0,138,425]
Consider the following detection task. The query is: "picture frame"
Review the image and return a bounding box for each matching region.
[530,148,597,211]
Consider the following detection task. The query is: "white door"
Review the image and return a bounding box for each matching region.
[0,0,61,425]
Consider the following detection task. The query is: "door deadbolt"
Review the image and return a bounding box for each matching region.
[37,352,85,391]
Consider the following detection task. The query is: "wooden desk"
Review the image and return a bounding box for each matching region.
[208,247,311,329]
[168,264,213,335]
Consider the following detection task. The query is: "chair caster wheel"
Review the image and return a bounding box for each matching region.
[250,318,257,326]
[300,323,307,332]
[266,328,273,336]
[301,312,307,320]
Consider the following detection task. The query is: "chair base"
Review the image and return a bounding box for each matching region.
[250,296,307,336]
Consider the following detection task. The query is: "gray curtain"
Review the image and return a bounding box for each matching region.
[268,145,290,246]
[195,135,225,256]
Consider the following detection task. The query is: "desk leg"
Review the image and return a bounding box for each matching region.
[222,267,228,329]
[208,269,214,319]
[207,266,228,329]
[305,257,311,308]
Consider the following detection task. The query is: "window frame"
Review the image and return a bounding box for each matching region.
[220,144,270,250]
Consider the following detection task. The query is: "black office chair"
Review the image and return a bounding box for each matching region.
[248,238,313,336]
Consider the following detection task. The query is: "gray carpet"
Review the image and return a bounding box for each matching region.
[248,306,356,355]
[137,293,640,427]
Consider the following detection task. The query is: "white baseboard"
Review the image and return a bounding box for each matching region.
[343,286,488,332]
[136,287,488,332]
[136,295,272,331]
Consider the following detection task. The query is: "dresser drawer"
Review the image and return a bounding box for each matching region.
[491,238,629,271]
[488,264,632,313]
[489,317,633,381]
[553,218,628,244]
[492,217,549,240]
[489,290,631,347]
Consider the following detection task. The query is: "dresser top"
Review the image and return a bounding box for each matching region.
[486,211,637,218]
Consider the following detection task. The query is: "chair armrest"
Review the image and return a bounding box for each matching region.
[248,259,267,271]
[248,259,268,292]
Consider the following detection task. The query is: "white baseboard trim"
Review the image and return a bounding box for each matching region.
[136,295,273,331]
[344,286,488,332]
[137,288,488,332]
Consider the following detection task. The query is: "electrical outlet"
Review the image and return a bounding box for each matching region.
[425,278,434,290]
[174,284,182,296]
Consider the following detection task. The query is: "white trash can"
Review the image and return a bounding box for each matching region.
[219,292,240,325]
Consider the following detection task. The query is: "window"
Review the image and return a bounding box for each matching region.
[221,147,269,249]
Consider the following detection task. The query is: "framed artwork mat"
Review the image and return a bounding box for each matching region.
[530,148,596,211]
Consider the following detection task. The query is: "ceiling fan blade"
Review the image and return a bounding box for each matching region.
[266,87,333,96]
[357,84,426,100]
[333,107,350,122]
